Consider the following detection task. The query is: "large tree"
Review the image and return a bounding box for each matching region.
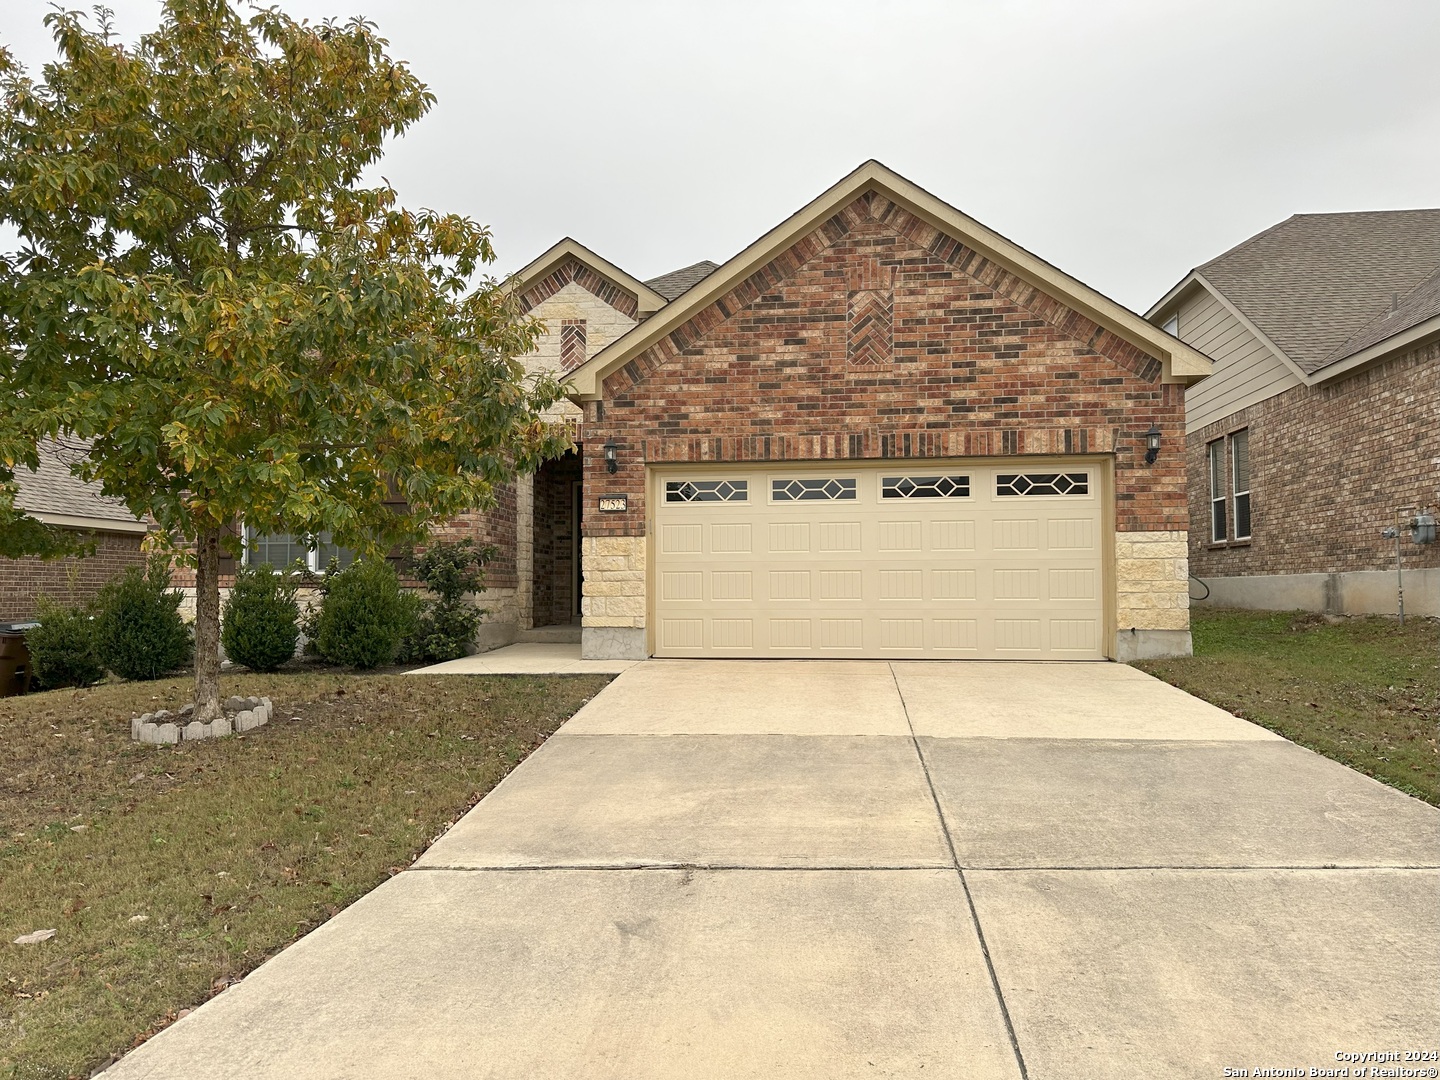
[0,2,566,717]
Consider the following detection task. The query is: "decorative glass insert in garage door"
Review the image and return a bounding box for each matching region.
[996,472,1089,496]
[881,475,970,499]
[772,477,857,501]
[665,479,748,503]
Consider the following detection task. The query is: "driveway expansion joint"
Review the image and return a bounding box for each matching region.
[890,662,1032,1080]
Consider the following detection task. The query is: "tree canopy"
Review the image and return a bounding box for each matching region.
[0,1,567,711]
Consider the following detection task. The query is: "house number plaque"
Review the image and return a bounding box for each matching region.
[598,495,628,512]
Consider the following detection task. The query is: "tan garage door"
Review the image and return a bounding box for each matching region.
[652,461,1107,659]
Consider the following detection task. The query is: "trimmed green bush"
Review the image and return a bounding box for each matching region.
[399,539,490,663]
[93,554,192,681]
[221,564,301,672]
[310,558,411,669]
[26,599,105,689]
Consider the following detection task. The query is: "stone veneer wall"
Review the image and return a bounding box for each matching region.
[579,535,645,658]
[1114,530,1191,660]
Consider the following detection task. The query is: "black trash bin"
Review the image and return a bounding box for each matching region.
[0,623,38,697]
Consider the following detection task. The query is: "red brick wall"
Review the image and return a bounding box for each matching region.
[431,480,519,591]
[583,191,1185,537]
[0,531,148,621]
[1188,339,1440,577]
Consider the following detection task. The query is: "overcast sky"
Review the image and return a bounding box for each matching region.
[3,0,1438,311]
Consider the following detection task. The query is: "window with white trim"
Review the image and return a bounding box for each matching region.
[881,475,970,499]
[665,479,748,503]
[1208,439,1227,542]
[1231,429,1251,540]
[243,526,355,572]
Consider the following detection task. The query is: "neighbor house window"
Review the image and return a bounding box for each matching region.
[1163,313,1179,336]
[1231,429,1251,540]
[1208,439,1227,542]
[243,526,355,572]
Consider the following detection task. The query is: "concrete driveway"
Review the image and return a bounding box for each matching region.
[106,661,1439,1079]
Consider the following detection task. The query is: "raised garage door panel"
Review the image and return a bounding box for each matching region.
[652,464,1106,660]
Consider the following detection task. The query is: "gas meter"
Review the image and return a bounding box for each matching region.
[1411,511,1436,545]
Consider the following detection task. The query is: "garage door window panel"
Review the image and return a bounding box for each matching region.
[772,477,857,502]
[881,475,970,499]
[665,479,748,503]
[995,473,1089,497]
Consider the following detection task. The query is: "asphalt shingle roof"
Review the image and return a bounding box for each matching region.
[1197,209,1440,373]
[13,440,144,526]
[644,260,719,301]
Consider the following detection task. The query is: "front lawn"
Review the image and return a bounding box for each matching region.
[1139,609,1439,805]
[0,672,610,1080]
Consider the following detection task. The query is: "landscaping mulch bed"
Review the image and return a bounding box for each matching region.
[1140,609,1439,805]
[0,671,610,1080]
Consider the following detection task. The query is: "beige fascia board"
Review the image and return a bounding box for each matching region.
[24,510,149,533]
[1144,272,1203,322]
[511,237,668,316]
[566,160,1212,400]
[1308,313,1440,384]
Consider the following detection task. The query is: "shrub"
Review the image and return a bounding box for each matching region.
[26,599,105,689]
[399,539,490,663]
[310,558,411,669]
[221,563,301,672]
[93,554,192,681]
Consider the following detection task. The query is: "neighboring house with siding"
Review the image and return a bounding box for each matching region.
[1,440,150,622]
[1147,210,1440,617]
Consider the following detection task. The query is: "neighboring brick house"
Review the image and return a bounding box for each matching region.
[0,439,150,622]
[1147,210,1440,617]
[562,161,1212,661]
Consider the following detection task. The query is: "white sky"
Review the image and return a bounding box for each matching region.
[3,0,1438,311]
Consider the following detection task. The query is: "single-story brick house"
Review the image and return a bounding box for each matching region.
[1146,210,1440,617]
[0,440,150,622]
[551,161,1212,661]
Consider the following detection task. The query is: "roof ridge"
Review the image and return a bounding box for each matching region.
[1196,213,1300,275]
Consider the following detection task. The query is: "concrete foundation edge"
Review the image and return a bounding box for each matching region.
[1193,568,1437,618]
[582,626,648,660]
[1115,629,1193,662]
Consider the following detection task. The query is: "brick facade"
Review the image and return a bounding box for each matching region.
[1188,339,1440,578]
[0,530,148,621]
[583,191,1186,545]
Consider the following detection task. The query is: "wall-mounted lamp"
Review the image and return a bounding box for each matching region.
[1144,425,1162,466]
[603,440,618,474]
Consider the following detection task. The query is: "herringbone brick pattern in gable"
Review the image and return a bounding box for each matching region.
[847,288,893,365]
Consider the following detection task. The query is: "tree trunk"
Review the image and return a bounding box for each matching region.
[193,526,223,722]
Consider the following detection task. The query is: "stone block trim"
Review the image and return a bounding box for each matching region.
[580,535,645,629]
[1115,531,1191,632]
[584,190,1185,541]
[518,258,639,320]
[1187,340,1439,579]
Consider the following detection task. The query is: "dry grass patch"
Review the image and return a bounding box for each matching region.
[0,671,610,1080]
[1140,609,1438,805]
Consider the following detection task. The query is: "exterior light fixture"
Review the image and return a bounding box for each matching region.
[603,440,618,474]
[1144,425,1162,465]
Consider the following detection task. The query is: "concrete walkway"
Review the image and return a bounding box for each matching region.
[106,661,1439,1079]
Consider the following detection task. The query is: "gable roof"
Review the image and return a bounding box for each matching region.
[645,260,719,301]
[511,237,669,317]
[565,160,1212,400]
[1149,209,1440,378]
[13,440,148,532]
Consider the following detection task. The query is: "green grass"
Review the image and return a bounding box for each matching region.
[0,671,610,1080]
[1139,609,1439,805]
